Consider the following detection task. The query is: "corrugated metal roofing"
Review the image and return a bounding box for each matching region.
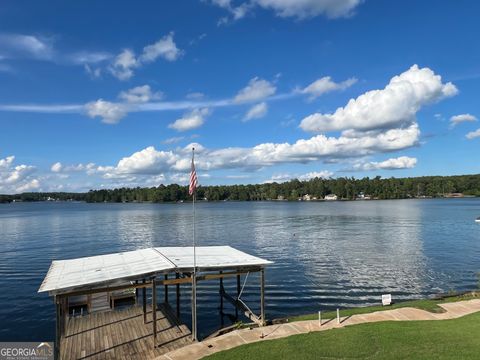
[155,246,271,270]
[39,246,271,294]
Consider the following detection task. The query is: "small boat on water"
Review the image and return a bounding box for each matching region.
[476,217,480,223]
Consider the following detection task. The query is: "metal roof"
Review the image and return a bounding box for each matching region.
[155,246,271,270]
[39,246,271,294]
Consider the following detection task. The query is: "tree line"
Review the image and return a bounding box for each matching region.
[2,174,479,203]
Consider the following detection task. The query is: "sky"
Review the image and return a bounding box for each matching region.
[0,0,479,194]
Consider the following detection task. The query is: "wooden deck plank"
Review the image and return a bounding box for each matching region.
[60,304,191,360]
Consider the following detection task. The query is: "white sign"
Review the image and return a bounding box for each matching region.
[382,294,392,306]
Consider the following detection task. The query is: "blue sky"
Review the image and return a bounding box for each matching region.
[0,0,479,193]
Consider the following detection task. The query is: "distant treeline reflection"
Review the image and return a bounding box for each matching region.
[1,174,480,203]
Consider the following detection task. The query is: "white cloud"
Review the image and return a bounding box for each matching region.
[108,34,182,80]
[0,33,54,60]
[69,51,112,65]
[51,162,63,172]
[300,76,357,100]
[139,32,182,63]
[118,85,163,103]
[168,108,209,131]
[211,0,252,25]
[450,113,477,126]
[300,65,458,133]
[162,136,185,144]
[466,129,480,140]
[84,64,102,78]
[15,179,40,193]
[91,123,419,178]
[55,118,421,189]
[0,156,15,169]
[234,77,276,103]
[113,146,178,175]
[210,0,362,23]
[253,0,362,19]
[298,171,334,180]
[352,156,418,171]
[61,163,97,174]
[264,170,334,183]
[85,99,128,124]
[244,102,268,121]
[0,155,40,194]
[108,49,138,81]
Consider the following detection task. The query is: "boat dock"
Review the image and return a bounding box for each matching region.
[39,246,272,359]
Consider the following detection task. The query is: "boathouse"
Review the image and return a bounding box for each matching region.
[39,246,272,359]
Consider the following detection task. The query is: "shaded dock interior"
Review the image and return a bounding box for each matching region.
[61,303,190,359]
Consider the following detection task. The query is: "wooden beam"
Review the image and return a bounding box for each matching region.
[54,268,262,297]
[236,274,240,319]
[260,268,265,326]
[221,288,262,326]
[152,277,157,349]
[153,269,254,286]
[176,273,180,318]
[142,279,147,324]
[62,296,68,335]
[164,274,169,304]
[219,271,223,314]
[161,277,192,286]
[60,281,152,297]
[200,270,253,281]
[54,296,61,360]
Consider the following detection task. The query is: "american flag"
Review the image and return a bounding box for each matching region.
[189,153,198,196]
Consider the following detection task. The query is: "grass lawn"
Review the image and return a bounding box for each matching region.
[288,292,480,322]
[205,311,480,359]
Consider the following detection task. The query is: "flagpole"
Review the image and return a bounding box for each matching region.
[192,147,197,341]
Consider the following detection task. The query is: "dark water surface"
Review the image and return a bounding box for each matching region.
[1,199,479,341]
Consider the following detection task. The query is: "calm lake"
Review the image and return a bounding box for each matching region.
[1,199,479,341]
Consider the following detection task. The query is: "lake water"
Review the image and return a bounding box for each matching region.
[1,199,479,341]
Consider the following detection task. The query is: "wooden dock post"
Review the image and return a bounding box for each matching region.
[152,276,157,349]
[176,273,180,318]
[164,274,169,304]
[142,279,147,324]
[260,268,265,326]
[219,271,224,314]
[55,295,61,360]
[236,274,240,319]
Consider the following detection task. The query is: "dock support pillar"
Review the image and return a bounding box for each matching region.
[260,268,265,326]
[135,280,138,304]
[54,295,62,360]
[164,274,169,304]
[142,279,147,324]
[236,274,241,319]
[176,273,180,318]
[152,276,157,349]
[219,271,223,314]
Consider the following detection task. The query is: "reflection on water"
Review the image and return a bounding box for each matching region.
[0,199,479,340]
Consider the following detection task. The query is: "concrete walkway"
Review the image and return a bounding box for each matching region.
[156,299,480,360]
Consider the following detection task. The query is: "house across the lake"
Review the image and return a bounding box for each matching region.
[324,194,338,201]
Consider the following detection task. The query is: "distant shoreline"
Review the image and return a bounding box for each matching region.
[1,196,478,205]
[2,173,480,203]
